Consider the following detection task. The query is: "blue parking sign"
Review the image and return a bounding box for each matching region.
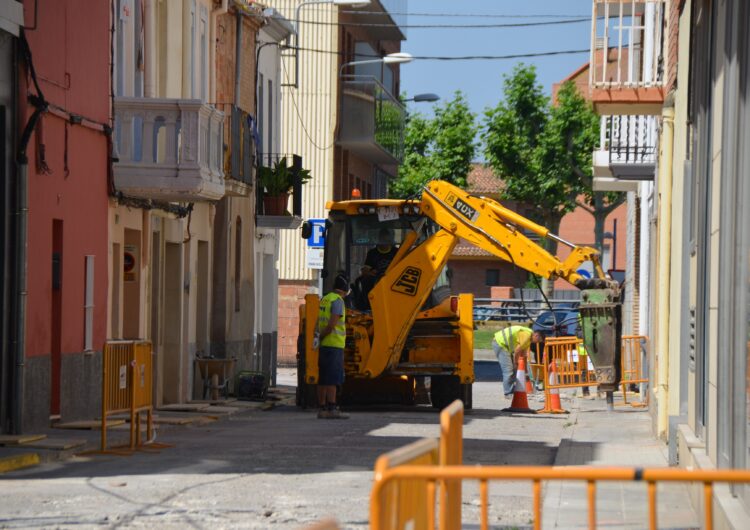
[307,219,326,248]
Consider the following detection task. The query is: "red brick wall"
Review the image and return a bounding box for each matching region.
[449,260,527,299]
[215,12,259,110]
[277,280,317,365]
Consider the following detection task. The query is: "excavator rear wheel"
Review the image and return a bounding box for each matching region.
[430,376,472,410]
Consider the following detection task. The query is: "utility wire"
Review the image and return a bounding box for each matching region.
[340,10,590,19]
[290,45,590,61]
[296,18,590,29]
[280,57,336,152]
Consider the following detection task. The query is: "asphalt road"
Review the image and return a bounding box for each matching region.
[0,361,574,529]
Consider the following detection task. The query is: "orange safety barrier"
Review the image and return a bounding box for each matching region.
[439,401,463,529]
[539,336,593,413]
[370,465,750,530]
[101,340,156,452]
[370,400,464,530]
[372,438,440,530]
[620,335,649,407]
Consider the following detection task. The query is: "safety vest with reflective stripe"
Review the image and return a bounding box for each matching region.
[494,325,532,353]
[319,292,346,348]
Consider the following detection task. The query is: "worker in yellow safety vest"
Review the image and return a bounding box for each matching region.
[315,273,350,419]
[492,325,543,398]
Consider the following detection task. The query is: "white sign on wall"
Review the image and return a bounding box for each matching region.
[306,248,324,269]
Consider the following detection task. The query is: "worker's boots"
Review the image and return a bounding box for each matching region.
[317,406,350,419]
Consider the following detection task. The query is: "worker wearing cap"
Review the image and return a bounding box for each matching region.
[316,273,350,419]
[363,227,398,277]
[492,325,543,398]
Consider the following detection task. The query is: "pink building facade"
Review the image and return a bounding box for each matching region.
[1,0,110,433]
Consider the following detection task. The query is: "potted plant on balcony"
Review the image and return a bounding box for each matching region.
[257,157,311,215]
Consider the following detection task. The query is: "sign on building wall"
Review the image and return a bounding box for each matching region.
[124,245,138,282]
[306,219,325,269]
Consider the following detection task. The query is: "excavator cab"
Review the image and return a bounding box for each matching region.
[316,205,450,311]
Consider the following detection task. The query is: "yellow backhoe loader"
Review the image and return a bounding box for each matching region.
[297,181,622,409]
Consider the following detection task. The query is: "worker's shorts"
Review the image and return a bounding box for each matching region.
[491,339,516,396]
[318,346,345,386]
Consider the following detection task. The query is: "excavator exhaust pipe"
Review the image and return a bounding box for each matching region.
[576,279,622,399]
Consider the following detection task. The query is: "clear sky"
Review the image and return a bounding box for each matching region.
[399,0,593,122]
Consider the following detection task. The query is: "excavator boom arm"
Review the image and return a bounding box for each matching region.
[419,181,607,285]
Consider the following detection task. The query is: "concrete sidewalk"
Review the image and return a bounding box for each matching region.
[541,393,698,529]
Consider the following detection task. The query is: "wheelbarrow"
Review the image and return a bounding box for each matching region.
[194,358,236,400]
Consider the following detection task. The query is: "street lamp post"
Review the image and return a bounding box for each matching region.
[292,0,371,88]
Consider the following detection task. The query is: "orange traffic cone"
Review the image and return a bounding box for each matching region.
[503,357,536,413]
[539,361,567,414]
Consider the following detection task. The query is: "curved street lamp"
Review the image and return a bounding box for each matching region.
[339,52,414,78]
[402,93,440,103]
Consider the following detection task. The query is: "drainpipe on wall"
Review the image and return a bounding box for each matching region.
[11,32,47,434]
[656,102,675,439]
[182,3,192,99]
[143,0,156,98]
[209,0,230,103]
[234,11,242,107]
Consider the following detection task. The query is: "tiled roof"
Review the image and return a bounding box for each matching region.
[452,245,493,257]
[451,239,497,258]
[466,163,504,194]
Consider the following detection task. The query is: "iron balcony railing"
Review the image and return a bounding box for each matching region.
[598,115,658,178]
[589,0,665,89]
[338,75,405,164]
[113,97,224,201]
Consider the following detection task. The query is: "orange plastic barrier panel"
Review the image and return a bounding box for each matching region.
[620,335,649,407]
[371,438,440,530]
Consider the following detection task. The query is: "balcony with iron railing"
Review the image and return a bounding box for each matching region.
[113,98,225,201]
[593,115,658,192]
[214,103,255,197]
[338,75,405,165]
[589,0,665,115]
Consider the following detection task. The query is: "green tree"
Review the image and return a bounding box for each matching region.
[483,64,621,289]
[390,91,477,198]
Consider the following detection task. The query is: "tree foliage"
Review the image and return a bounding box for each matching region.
[482,64,622,257]
[389,91,477,198]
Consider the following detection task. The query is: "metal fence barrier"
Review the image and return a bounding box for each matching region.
[101,340,155,452]
[370,465,750,530]
[620,335,649,407]
[539,336,594,413]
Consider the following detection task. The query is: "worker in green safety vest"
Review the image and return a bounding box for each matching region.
[492,325,544,398]
[315,273,350,419]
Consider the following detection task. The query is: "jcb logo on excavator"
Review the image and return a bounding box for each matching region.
[453,198,479,222]
[392,266,422,296]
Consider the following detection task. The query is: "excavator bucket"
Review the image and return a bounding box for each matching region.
[576,279,622,393]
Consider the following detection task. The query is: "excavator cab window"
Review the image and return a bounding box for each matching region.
[321,210,433,305]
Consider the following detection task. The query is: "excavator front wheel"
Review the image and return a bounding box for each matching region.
[430,376,473,410]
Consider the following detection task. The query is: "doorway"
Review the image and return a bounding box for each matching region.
[50,220,63,416]
[162,242,182,404]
